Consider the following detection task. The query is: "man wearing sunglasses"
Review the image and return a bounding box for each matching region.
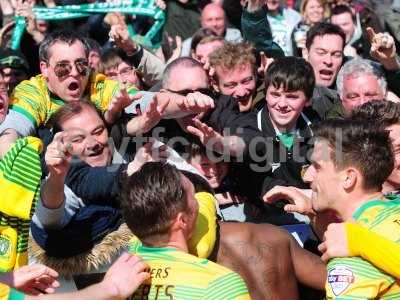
[0,30,139,158]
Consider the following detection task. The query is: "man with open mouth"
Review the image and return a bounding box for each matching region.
[0,30,139,159]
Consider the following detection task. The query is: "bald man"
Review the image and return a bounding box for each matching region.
[181,3,242,56]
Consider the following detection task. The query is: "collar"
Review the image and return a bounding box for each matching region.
[257,104,313,139]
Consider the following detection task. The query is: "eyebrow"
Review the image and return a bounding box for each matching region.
[91,125,104,133]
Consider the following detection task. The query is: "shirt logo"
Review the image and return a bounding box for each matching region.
[0,235,11,258]
[328,266,355,296]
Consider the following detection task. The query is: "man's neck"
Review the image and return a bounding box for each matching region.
[268,112,298,134]
[143,232,189,253]
[337,190,383,221]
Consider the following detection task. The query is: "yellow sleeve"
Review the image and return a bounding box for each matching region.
[89,73,138,112]
[346,222,400,278]
[188,192,217,259]
[9,77,47,127]
[0,283,10,300]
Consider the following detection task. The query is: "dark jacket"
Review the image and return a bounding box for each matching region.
[233,104,320,202]
[241,5,285,58]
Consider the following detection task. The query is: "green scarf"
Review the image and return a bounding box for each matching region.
[11,0,165,50]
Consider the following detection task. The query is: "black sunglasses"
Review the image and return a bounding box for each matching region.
[167,88,215,98]
[52,59,89,78]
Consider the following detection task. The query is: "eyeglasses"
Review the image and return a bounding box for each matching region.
[166,88,215,98]
[105,66,136,80]
[51,59,90,78]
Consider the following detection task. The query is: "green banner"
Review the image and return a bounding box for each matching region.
[11,0,165,50]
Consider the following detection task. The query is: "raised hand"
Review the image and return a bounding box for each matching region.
[109,24,137,55]
[106,88,142,124]
[177,91,215,115]
[7,264,60,295]
[186,118,222,146]
[127,93,169,135]
[367,27,397,64]
[127,139,169,175]
[257,51,274,77]
[263,186,315,216]
[101,253,149,299]
[45,132,71,178]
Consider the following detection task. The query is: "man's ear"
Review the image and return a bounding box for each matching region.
[40,61,49,78]
[302,47,309,61]
[175,212,188,230]
[342,168,358,190]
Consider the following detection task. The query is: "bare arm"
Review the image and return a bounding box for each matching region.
[25,253,149,300]
[41,132,72,209]
[289,236,326,290]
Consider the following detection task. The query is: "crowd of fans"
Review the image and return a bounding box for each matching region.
[0,0,400,299]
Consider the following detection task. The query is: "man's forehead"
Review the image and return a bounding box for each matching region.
[48,40,86,61]
[310,34,344,49]
[168,66,208,89]
[216,63,254,80]
[312,139,334,161]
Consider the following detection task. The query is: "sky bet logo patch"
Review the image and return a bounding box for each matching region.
[328,266,355,296]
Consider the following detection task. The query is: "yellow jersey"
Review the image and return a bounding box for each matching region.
[9,73,135,128]
[326,197,400,299]
[0,283,24,300]
[129,238,250,300]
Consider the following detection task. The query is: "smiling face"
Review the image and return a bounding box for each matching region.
[341,74,385,114]
[304,0,324,24]
[60,105,111,167]
[201,4,226,36]
[331,12,355,43]
[214,63,256,112]
[189,153,229,189]
[40,40,90,102]
[306,34,344,87]
[303,139,343,213]
[265,85,308,132]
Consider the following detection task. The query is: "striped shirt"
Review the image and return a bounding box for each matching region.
[9,73,135,128]
[326,196,400,299]
[0,284,24,300]
[129,239,250,300]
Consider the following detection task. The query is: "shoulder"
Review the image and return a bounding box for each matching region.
[225,28,243,40]
[13,74,45,95]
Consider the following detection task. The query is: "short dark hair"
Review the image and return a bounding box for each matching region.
[265,57,315,99]
[39,30,90,62]
[48,100,103,133]
[313,119,394,191]
[351,101,400,128]
[120,162,190,242]
[306,22,346,50]
[331,5,356,23]
[162,57,204,88]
